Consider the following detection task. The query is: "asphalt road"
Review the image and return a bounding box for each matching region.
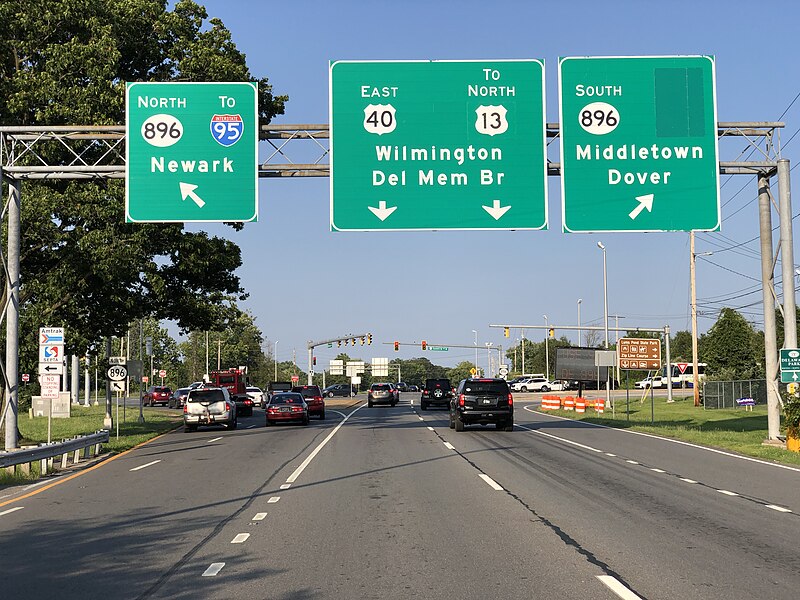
[1,394,799,599]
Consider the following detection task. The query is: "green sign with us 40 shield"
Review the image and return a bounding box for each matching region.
[559,56,720,233]
[126,82,258,223]
[330,60,547,231]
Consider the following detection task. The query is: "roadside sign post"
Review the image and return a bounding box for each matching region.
[126,82,258,223]
[330,59,548,231]
[559,56,719,233]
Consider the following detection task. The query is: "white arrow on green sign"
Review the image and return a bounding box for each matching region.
[126,82,258,223]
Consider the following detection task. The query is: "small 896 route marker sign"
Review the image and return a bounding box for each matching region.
[330,60,548,231]
[107,365,128,381]
[126,82,258,223]
[559,56,720,233]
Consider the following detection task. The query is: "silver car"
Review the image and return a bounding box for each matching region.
[184,387,237,432]
[368,383,398,407]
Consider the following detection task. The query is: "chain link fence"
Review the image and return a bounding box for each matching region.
[702,379,767,409]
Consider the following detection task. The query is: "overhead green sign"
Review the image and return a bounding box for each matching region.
[126,82,258,223]
[329,60,547,231]
[559,56,720,233]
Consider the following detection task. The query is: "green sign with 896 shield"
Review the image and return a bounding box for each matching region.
[126,82,258,223]
[330,60,547,231]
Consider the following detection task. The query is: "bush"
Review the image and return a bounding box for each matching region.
[785,399,800,438]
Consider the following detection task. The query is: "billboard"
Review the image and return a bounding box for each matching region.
[555,348,609,382]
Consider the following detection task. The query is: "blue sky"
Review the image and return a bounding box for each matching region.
[185,0,799,370]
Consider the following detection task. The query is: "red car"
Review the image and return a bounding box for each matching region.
[265,392,309,426]
[144,386,171,406]
[291,385,326,420]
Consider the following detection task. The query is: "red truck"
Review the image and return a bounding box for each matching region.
[209,368,254,417]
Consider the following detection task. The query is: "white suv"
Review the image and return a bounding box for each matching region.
[512,377,553,392]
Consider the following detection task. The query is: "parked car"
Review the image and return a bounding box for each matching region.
[368,383,398,407]
[408,384,419,392]
[450,378,513,432]
[246,386,264,406]
[144,386,172,406]
[420,378,453,410]
[292,385,326,419]
[168,387,191,408]
[265,392,309,426]
[322,384,357,398]
[635,376,665,389]
[183,387,236,432]
[395,382,409,392]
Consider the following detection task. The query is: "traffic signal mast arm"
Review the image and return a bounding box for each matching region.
[306,333,371,385]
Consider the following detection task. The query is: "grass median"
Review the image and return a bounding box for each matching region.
[538,393,800,467]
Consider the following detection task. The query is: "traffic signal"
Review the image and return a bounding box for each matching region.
[394,341,399,351]
[367,333,373,345]
[360,336,365,345]
[548,328,555,338]
[337,340,342,347]
[421,340,427,350]
[504,327,510,338]
[313,356,316,366]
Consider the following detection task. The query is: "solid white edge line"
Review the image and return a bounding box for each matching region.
[286,403,365,484]
[717,489,738,496]
[443,442,455,450]
[596,575,642,600]
[129,460,161,472]
[766,504,792,513]
[526,405,800,474]
[231,533,250,544]
[0,506,24,517]
[515,423,603,453]
[252,513,267,521]
[202,563,225,577]
[207,437,223,443]
[268,496,280,503]
[479,473,504,491]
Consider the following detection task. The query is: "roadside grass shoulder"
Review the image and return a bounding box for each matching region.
[544,395,800,467]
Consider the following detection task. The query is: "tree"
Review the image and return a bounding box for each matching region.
[670,330,693,362]
[0,0,287,365]
[447,361,475,384]
[700,308,763,379]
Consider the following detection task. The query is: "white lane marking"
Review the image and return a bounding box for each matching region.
[427,426,434,431]
[207,437,223,444]
[268,496,280,503]
[331,410,347,419]
[202,563,225,577]
[418,416,424,421]
[0,506,24,517]
[23,480,50,491]
[717,489,738,496]
[286,403,365,484]
[606,453,617,457]
[129,460,161,472]
[626,460,639,465]
[443,442,455,450]
[479,473,504,491]
[231,533,250,544]
[280,484,291,490]
[680,478,698,484]
[527,405,800,474]
[597,575,642,600]
[650,468,666,473]
[515,423,603,453]
[246,425,256,429]
[766,504,792,513]
[252,513,267,521]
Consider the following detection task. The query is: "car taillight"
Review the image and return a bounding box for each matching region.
[459,394,465,407]
[314,396,322,402]
[183,404,188,414]
[227,402,234,412]
[291,406,303,412]
[508,393,513,406]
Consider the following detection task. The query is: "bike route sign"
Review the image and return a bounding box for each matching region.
[559,56,720,233]
[126,82,258,223]
[330,60,547,231]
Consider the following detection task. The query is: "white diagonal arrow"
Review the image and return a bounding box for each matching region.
[794,372,798,381]
[629,194,654,220]
[367,200,397,221]
[179,182,206,208]
[482,199,511,220]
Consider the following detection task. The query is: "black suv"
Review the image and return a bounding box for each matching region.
[420,378,453,410]
[449,378,513,432]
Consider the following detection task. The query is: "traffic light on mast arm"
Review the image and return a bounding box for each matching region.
[394,341,399,351]
[549,328,555,338]
[421,340,427,350]
[367,333,373,345]
[504,327,510,338]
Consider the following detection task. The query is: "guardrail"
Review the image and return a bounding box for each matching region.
[1,430,110,476]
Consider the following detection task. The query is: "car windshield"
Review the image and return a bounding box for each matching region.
[154,387,170,393]
[426,379,451,390]
[188,389,225,403]
[270,393,304,405]
[246,387,261,393]
[372,384,392,391]
[292,386,321,397]
[463,380,509,394]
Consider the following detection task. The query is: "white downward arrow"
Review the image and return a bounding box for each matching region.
[179,182,206,208]
[482,199,511,220]
[629,194,654,220]
[368,200,397,221]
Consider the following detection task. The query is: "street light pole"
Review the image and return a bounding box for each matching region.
[577,299,582,347]
[274,340,279,382]
[690,231,712,407]
[543,314,549,380]
[598,241,610,408]
[521,329,526,376]
[485,342,492,376]
[472,330,478,375]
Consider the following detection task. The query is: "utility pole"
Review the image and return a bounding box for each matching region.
[577,299,582,347]
[521,330,526,376]
[216,339,222,370]
[543,314,549,380]
[690,232,702,406]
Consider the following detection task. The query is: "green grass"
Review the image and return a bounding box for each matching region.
[2,404,181,485]
[543,393,800,466]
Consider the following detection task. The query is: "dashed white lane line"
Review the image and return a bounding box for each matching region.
[605,453,617,457]
[246,425,256,429]
[427,426,435,431]
[280,484,291,490]
[717,490,739,496]
[597,575,642,600]
[443,442,455,450]
[626,460,639,465]
[207,437,223,444]
[680,478,698,484]
[650,468,666,474]
[766,504,792,513]
[0,506,24,517]
[252,513,268,521]
[231,533,250,544]
[202,563,225,577]
[267,496,280,503]
[479,473,504,491]
[129,460,161,472]
[418,416,424,421]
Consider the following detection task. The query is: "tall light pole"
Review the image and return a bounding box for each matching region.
[543,314,549,380]
[485,342,493,376]
[577,299,582,347]
[521,329,526,375]
[472,330,478,375]
[274,340,279,382]
[690,231,712,407]
[598,241,610,407]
